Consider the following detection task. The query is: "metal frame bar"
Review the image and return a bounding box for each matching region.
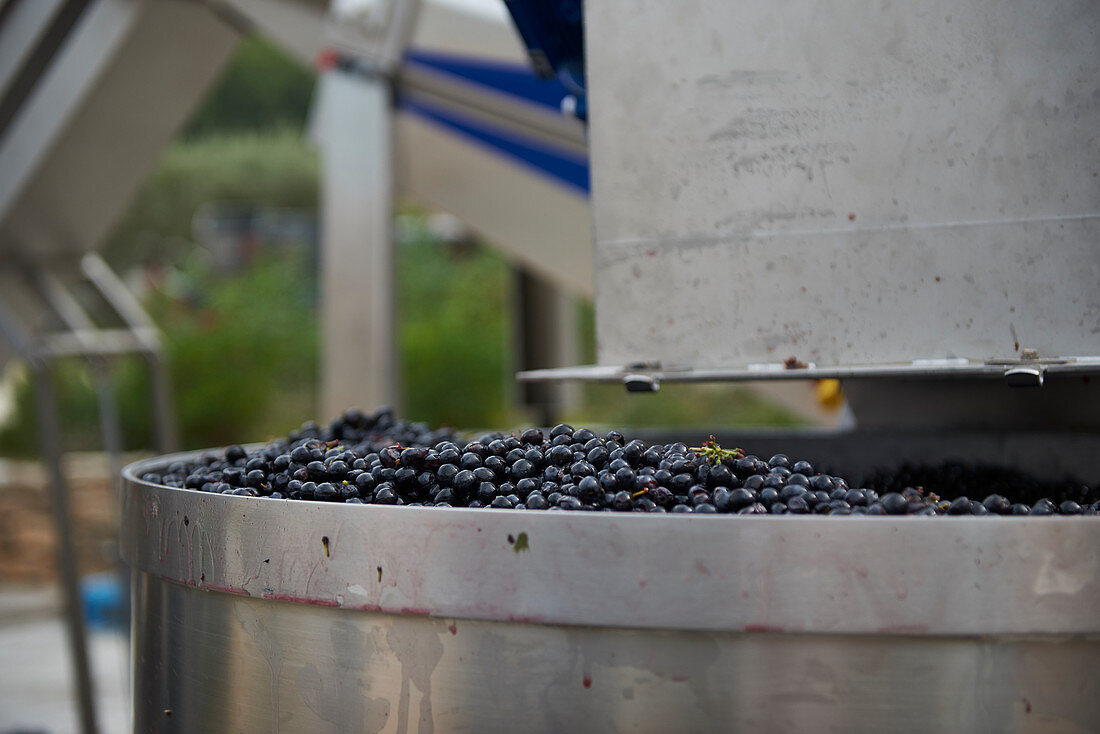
[0,0,68,100]
[316,66,399,417]
[517,357,1100,387]
[32,360,100,734]
[81,254,176,451]
[314,0,426,418]
[326,0,422,75]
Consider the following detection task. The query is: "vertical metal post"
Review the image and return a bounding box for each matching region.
[317,68,397,418]
[92,360,123,493]
[32,362,100,734]
[91,357,130,636]
[80,255,178,452]
[145,351,177,453]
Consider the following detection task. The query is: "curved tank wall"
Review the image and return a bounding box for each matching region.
[123,449,1100,732]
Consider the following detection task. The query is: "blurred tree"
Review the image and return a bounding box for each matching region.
[182,36,315,139]
[101,130,318,268]
[397,221,513,430]
[146,252,319,447]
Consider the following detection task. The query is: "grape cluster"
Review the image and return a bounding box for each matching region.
[855,461,1098,512]
[138,409,1099,516]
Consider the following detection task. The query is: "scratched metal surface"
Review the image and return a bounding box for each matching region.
[584,0,1100,371]
[132,573,1100,734]
[123,452,1100,732]
[122,453,1100,636]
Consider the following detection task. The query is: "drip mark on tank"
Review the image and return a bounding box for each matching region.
[262,592,339,606]
[321,536,330,557]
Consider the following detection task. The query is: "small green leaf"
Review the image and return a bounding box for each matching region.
[512,531,530,553]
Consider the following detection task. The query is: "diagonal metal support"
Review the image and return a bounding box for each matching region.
[82,254,176,452]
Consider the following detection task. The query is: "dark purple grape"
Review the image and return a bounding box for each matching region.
[148,407,1099,518]
[559,496,583,511]
[1059,500,1081,515]
[1032,498,1056,515]
[786,495,809,513]
[947,497,972,515]
[779,484,805,501]
[578,476,601,504]
[728,488,756,510]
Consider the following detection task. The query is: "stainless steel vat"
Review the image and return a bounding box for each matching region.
[123,448,1100,733]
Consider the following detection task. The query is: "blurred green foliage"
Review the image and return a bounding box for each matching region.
[0,251,319,453]
[102,129,318,268]
[182,36,315,139]
[148,252,320,448]
[397,223,512,429]
[0,221,520,453]
[0,363,104,456]
[567,383,803,431]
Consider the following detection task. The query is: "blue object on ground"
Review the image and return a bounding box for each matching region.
[80,572,126,630]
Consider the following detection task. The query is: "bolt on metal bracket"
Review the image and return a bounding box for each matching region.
[623,374,660,392]
[1004,366,1044,387]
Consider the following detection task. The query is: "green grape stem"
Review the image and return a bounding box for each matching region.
[689,435,744,465]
